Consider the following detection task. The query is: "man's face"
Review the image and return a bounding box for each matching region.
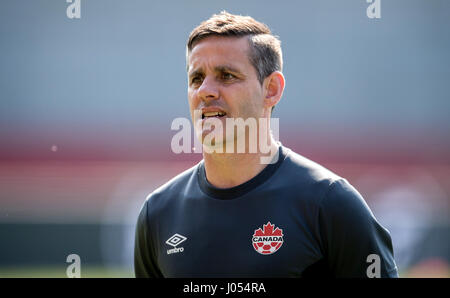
[187,36,266,148]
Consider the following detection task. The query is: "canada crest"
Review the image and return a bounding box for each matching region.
[252,222,284,255]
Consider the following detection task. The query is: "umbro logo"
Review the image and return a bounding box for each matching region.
[166,233,187,255]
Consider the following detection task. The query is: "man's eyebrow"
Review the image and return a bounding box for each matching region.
[188,68,204,78]
[188,65,243,77]
[214,65,243,74]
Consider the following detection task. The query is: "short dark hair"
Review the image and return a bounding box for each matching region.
[187,11,283,87]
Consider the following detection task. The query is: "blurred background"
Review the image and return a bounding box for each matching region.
[0,0,449,277]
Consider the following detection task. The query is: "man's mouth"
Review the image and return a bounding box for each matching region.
[202,111,227,119]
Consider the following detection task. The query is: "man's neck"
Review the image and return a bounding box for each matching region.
[202,138,280,189]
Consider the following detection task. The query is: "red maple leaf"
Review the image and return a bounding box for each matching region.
[254,222,283,237]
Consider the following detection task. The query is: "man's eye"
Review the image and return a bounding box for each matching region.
[191,77,203,85]
[221,73,235,80]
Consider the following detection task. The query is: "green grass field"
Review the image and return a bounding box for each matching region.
[0,266,134,278]
[1,266,448,278]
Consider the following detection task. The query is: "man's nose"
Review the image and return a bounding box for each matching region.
[197,76,219,103]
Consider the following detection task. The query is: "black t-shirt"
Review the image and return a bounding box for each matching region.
[134,145,398,277]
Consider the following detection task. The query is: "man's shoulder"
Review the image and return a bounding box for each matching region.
[280,146,342,187]
[142,162,200,213]
[280,147,371,223]
[275,146,366,210]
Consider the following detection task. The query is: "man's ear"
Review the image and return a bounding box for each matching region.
[263,71,285,110]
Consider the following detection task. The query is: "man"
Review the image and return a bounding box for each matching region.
[134,11,398,278]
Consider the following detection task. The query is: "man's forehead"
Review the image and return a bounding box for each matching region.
[187,36,251,72]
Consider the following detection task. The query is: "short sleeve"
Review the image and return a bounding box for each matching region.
[318,179,398,278]
[134,200,164,278]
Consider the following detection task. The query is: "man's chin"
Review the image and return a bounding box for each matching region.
[200,134,225,148]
